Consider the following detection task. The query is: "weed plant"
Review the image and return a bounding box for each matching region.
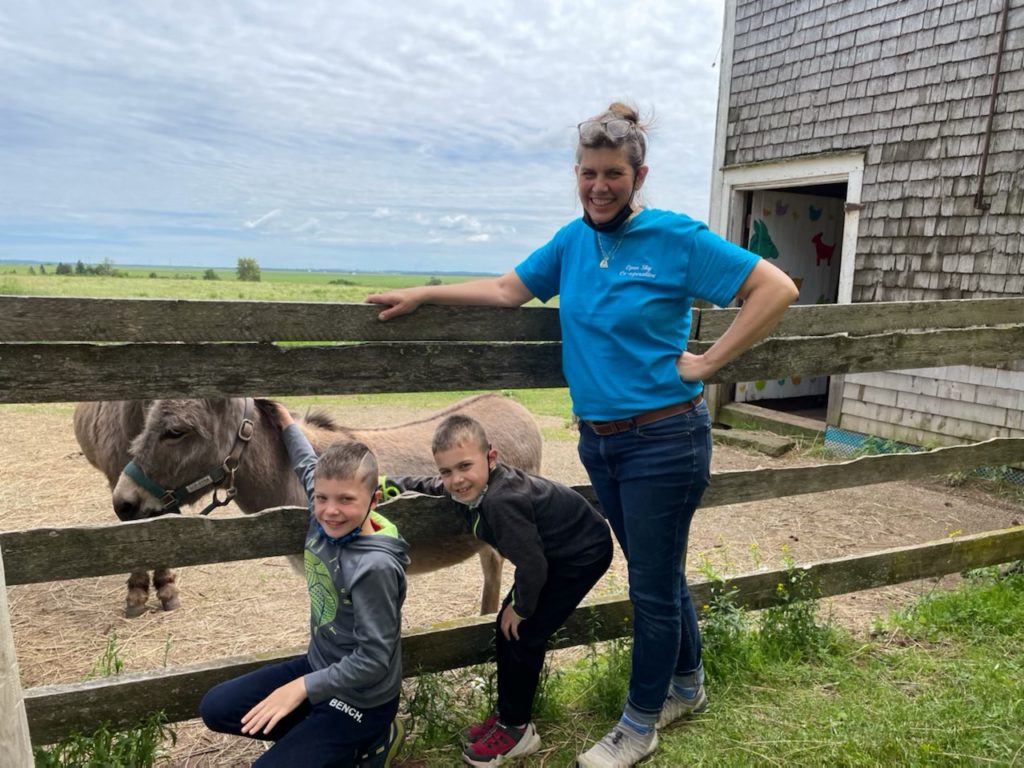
[756,553,838,664]
[404,670,476,748]
[87,631,125,679]
[34,632,175,767]
[33,713,176,768]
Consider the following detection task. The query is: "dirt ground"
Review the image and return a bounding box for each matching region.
[2,400,1021,767]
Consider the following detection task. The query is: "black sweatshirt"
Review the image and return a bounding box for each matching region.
[383,462,610,618]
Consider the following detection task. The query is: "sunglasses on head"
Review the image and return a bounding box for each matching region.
[577,118,636,142]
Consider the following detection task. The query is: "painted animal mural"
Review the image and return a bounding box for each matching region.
[748,219,779,260]
[812,232,836,267]
[75,394,543,617]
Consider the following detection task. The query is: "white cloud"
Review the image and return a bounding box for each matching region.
[244,209,282,229]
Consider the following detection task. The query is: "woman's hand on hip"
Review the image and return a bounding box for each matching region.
[676,350,713,382]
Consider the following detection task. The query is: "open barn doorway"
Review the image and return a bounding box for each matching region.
[733,181,847,422]
[707,153,865,432]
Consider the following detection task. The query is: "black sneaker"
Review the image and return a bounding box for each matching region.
[356,718,405,768]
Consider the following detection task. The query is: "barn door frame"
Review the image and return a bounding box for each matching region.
[706,152,865,425]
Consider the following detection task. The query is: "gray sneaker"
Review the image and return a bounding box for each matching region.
[575,724,657,767]
[655,685,708,729]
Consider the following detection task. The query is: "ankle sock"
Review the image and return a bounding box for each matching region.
[670,682,700,699]
[619,713,654,736]
[670,665,704,698]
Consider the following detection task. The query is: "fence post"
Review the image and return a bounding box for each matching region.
[0,545,33,767]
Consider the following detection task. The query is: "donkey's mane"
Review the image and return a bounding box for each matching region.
[254,398,345,433]
[301,409,342,431]
[256,393,501,435]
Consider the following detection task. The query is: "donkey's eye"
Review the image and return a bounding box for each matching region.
[160,429,187,441]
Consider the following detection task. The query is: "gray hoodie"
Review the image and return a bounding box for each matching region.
[283,424,411,709]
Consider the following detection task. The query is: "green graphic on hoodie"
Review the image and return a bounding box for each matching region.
[305,550,337,629]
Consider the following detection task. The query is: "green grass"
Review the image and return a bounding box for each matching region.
[0,264,561,309]
[0,267,483,302]
[398,569,1024,766]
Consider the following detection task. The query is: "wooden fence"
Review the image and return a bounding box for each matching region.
[1,295,1023,758]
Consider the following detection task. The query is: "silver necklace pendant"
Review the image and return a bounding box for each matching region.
[595,231,624,269]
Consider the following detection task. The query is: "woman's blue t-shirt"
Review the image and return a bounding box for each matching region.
[515,208,760,421]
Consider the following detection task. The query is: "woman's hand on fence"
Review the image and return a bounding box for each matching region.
[240,677,307,735]
[366,288,424,320]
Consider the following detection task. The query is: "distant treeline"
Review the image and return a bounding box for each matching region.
[23,257,263,282]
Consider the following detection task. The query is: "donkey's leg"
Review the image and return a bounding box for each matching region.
[154,568,180,612]
[125,569,151,618]
[478,546,504,615]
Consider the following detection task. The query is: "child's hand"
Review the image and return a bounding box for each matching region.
[499,604,523,641]
[378,475,402,502]
[240,677,307,735]
[267,401,295,431]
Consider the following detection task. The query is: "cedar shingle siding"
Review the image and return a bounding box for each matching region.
[723,0,1023,446]
[728,0,1023,302]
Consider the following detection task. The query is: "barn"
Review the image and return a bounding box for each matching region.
[706,0,1024,453]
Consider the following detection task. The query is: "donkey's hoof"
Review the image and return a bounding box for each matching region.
[160,596,181,612]
[124,601,148,618]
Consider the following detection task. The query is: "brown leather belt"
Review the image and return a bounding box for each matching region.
[583,395,704,436]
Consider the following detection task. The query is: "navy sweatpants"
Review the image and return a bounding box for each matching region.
[200,656,397,768]
[495,542,614,726]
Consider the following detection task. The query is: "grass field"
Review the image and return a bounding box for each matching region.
[0,262,488,303]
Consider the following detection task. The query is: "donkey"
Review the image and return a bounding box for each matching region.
[78,394,542,617]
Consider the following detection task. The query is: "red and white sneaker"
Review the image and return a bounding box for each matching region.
[462,721,540,766]
[461,712,499,745]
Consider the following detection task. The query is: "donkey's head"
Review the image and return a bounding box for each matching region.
[111,398,252,520]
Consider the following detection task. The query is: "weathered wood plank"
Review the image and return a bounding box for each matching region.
[702,436,1024,507]
[0,502,468,586]
[697,297,1024,340]
[22,525,1024,744]
[0,297,562,343]
[0,547,33,766]
[4,439,1022,585]
[704,325,1024,384]
[3,324,1024,403]
[4,296,1022,344]
[0,341,566,403]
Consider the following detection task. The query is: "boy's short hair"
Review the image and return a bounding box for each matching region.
[315,439,379,494]
[432,414,490,455]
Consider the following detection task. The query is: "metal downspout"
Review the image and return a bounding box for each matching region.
[974,0,1011,211]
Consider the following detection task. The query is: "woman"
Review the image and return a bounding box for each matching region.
[367,102,798,768]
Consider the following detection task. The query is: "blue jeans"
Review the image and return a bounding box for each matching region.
[578,403,712,722]
[200,657,397,768]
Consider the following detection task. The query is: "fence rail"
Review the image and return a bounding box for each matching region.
[2,295,1023,754]
[21,524,1024,744]
[2,295,1022,342]
[3,437,1022,586]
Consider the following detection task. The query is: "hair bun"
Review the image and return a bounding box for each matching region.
[607,101,639,123]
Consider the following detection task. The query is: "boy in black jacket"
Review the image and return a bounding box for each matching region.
[381,414,612,767]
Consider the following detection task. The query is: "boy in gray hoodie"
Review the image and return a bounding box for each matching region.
[201,403,410,768]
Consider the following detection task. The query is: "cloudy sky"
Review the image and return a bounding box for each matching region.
[1,1,725,274]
